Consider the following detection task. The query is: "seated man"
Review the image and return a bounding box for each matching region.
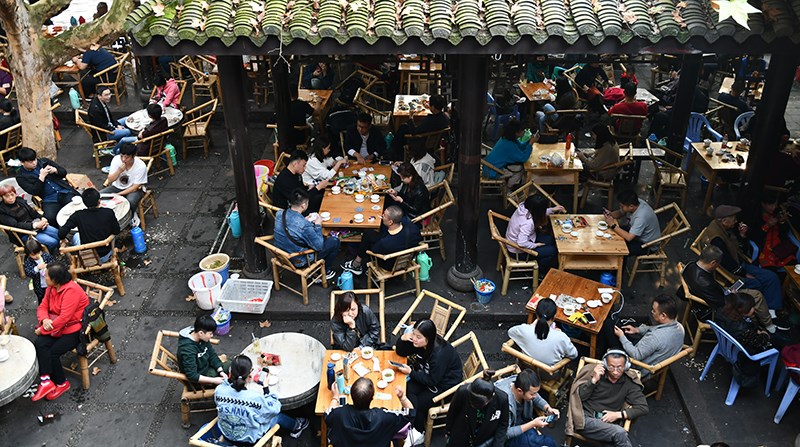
[702,205,784,319]
[566,351,648,447]
[57,188,120,263]
[341,205,421,276]
[603,191,661,257]
[177,315,228,385]
[0,99,20,139]
[16,147,79,226]
[108,103,169,161]
[717,80,751,116]
[101,143,148,219]
[271,150,327,213]
[274,188,340,281]
[494,369,561,447]
[574,61,610,113]
[390,94,449,161]
[612,295,685,374]
[607,83,648,134]
[287,83,314,148]
[72,43,117,98]
[325,377,414,447]
[301,61,334,90]
[86,85,131,154]
[344,112,386,163]
[682,245,787,333]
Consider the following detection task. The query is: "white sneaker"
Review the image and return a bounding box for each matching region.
[403,428,424,447]
[101,166,111,173]
[131,214,141,227]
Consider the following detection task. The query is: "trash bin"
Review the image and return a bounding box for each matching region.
[200,253,230,284]
[474,279,496,305]
[188,271,223,310]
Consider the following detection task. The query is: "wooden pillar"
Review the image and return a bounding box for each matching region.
[665,52,702,158]
[217,56,267,276]
[742,52,800,220]
[271,57,293,154]
[447,55,487,292]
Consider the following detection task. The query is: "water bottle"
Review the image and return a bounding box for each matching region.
[228,210,241,238]
[417,252,432,282]
[131,226,147,253]
[326,363,336,390]
[335,372,345,395]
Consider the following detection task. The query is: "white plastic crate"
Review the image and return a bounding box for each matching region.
[216,279,273,314]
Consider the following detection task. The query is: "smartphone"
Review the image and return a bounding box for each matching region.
[338,396,347,406]
[725,279,744,295]
[388,360,404,368]
[583,312,597,324]
[544,414,556,424]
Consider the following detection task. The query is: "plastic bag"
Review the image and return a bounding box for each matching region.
[68,88,81,110]
[211,306,230,324]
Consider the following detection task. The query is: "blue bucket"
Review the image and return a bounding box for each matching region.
[474,279,496,305]
[600,272,616,287]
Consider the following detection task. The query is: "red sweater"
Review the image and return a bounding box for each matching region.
[37,281,89,337]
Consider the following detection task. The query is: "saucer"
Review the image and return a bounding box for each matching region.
[371,205,381,211]
[330,353,342,361]
[331,190,341,195]
[321,216,331,221]
[595,230,604,237]
[570,231,579,237]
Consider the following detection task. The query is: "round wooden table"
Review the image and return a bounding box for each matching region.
[0,335,38,406]
[240,333,326,410]
[56,193,132,228]
[125,106,183,131]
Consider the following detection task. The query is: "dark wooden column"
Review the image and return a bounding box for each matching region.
[447,55,488,292]
[270,57,293,153]
[665,52,702,159]
[742,52,800,221]
[217,56,267,276]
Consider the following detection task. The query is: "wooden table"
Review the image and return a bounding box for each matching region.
[125,106,184,131]
[524,269,619,358]
[320,163,392,241]
[0,334,38,407]
[549,214,629,282]
[782,266,800,313]
[518,81,555,126]
[398,60,443,95]
[241,332,326,410]
[524,143,583,212]
[56,193,132,228]
[53,63,84,98]
[392,94,431,130]
[298,89,333,126]
[689,141,749,210]
[635,87,659,106]
[315,348,408,447]
[720,76,763,101]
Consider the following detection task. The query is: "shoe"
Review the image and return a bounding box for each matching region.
[772,316,791,331]
[131,214,141,227]
[4,291,12,304]
[31,380,56,402]
[101,166,111,173]
[45,381,70,400]
[341,259,363,276]
[290,417,309,439]
[403,428,425,447]
[98,149,114,157]
[325,269,337,281]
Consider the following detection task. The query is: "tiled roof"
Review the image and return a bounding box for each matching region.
[125,0,800,49]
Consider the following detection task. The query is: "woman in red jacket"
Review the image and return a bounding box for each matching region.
[31,263,89,401]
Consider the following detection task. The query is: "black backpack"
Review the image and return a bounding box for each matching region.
[76,301,110,356]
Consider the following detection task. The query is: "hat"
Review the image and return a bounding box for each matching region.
[713,205,741,219]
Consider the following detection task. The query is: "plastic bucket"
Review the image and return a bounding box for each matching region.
[200,254,230,285]
[700,175,709,193]
[188,271,223,310]
[474,279,496,305]
[600,272,616,287]
[254,159,275,175]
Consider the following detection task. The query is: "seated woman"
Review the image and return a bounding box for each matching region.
[394,319,463,441]
[748,193,798,270]
[215,355,309,443]
[576,124,619,182]
[408,145,436,187]
[505,195,564,274]
[302,135,346,187]
[507,298,578,379]
[445,370,509,447]
[0,184,60,251]
[386,162,430,222]
[484,119,535,188]
[534,76,577,133]
[31,264,90,401]
[330,291,381,351]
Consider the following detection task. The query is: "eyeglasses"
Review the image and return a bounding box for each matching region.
[606,365,626,371]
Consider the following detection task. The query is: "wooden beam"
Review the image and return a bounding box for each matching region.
[271,57,293,155]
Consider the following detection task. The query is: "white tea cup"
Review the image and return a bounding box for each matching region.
[353,213,364,223]
[355,194,365,202]
[370,194,380,203]
[561,223,573,233]
[597,221,608,230]
[320,212,331,220]
[563,303,576,316]
[601,292,613,304]
[703,138,712,148]
[331,186,341,194]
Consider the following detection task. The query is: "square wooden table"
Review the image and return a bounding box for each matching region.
[314,349,407,447]
[549,214,629,282]
[689,141,749,210]
[518,81,555,126]
[320,163,392,241]
[53,63,84,98]
[392,94,431,130]
[525,269,619,357]
[524,143,584,212]
[298,89,333,126]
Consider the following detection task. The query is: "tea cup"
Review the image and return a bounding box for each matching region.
[563,303,576,316]
[320,212,331,221]
[382,368,395,382]
[331,186,341,195]
[355,194,365,202]
[370,194,380,203]
[561,223,573,233]
[601,292,613,304]
[703,138,712,148]
[794,264,800,274]
[353,213,364,223]
[597,221,608,230]
[377,380,388,389]
[361,347,374,360]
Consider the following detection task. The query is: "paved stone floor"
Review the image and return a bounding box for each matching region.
[1,72,799,446]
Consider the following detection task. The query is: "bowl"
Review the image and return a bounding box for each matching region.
[320,212,331,221]
[382,368,395,383]
[601,292,613,304]
[330,353,342,361]
[377,380,388,389]
[354,213,364,223]
[361,347,374,360]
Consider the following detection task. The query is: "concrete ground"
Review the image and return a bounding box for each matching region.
[1,69,799,447]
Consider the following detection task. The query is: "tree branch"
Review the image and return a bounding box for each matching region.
[29,0,73,27]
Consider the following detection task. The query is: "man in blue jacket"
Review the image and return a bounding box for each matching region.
[494,369,560,447]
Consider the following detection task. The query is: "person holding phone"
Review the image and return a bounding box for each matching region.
[101,143,148,215]
[565,351,648,447]
[445,370,509,447]
[494,369,560,447]
[393,319,463,445]
[483,119,536,189]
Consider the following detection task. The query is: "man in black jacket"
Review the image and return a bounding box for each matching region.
[325,378,414,447]
[270,150,326,213]
[344,112,386,163]
[391,95,449,160]
[15,147,79,226]
[341,206,421,275]
[682,245,786,333]
[57,188,120,262]
[86,86,132,154]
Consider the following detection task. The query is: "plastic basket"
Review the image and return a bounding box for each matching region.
[217,279,273,314]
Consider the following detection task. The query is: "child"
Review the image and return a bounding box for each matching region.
[23,238,54,304]
[177,315,228,385]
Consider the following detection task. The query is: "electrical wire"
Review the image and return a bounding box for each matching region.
[610,289,625,322]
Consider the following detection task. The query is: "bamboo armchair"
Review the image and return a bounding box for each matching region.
[0,275,17,335]
[137,159,159,230]
[0,223,39,278]
[404,127,450,165]
[366,243,429,301]
[94,53,128,105]
[579,148,634,210]
[258,199,282,221]
[501,338,574,408]
[329,288,385,345]
[75,109,115,169]
[706,97,739,135]
[689,227,740,284]
[432,163,454,185]
[182,98,218,159]
[506,180,563,210]
[424,362,519,447]
[254,235,328,305]
[108,50,138,90]
[630,345,693,400]
[136,128,175,177]
[411,180,455,260]
[543,107,588,139]
[565,357,637,446]
[626,202,691,287]
[0,121,22,176]
[179,55,218,104]
[353,88,392,131]
[677,262,717,358]
[149,330,221,427]
[480,151,510,199]
[391,289,467,342]
[266,123,311,160]
[608,114,646,146]
[62,279,118,390]
[149,79,188,109]
[60,234,125,296]
[646,139,687,208]
[190,418,282,447]
[488,210,539,295]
